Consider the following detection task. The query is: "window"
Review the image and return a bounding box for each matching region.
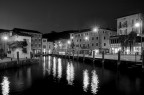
[96,37,98,40]
[80,39,81,42]
[92,37,94,40]
[43,45,46,48]
[104,43,106,46]
[92,43,94,46]
[104,36,106,40]
[96,43,98,46]
[43,39,46,42]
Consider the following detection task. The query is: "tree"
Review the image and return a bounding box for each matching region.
[127,31,137,54]
[8,40,28,53]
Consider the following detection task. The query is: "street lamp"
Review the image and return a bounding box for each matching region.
[92,27,99,33]
[134,21,143,67]
[84,36,89,41]
[92,27,101,53]
[2,35,9,56]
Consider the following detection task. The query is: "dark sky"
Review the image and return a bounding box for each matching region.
[0,0,143,33]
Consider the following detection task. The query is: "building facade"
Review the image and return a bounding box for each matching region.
[7,32,32,58]
[13,28,42,55]
[0,29,11,55]
[117,13,144,36]
[70,29,116,54]
[47,41,54,54]
[42,38,48,55]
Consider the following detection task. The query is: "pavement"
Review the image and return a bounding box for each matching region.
[69,53,142,62]
[0,57,28,63]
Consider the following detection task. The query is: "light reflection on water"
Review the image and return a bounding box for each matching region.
[57,58,62,79]
[0,56,143,95]
[91,70,99,95]
[1,76,10,95]
[83,69,89,92]
[53,57,57,78]
[66,62,75,85]
[47,56,51,75]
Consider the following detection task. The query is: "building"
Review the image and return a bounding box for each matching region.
[53,39,70,55]
[13,28,42,55]
[42,38,48,55]
[7,32,32,58]
[47,41,54,54]
[117,13,144,36]
[0,29,11,55]
[70,28,116,54]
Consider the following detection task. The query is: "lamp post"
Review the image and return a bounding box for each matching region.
[92,27,100,53]
[134,18,143,68]
[2,35,8,56]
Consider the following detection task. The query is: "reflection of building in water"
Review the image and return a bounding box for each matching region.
[48,56,51,75]
[91,70,99,95]
[66,62,75,85]
[1,76,10,95]
[43,56,46,76]
[53,57,57,77]
[83,70,89,92]
[57,58,62,79]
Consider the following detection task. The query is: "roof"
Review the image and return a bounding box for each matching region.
[0,29,11,33]
[13,28,42,34]
[12,31,32,37]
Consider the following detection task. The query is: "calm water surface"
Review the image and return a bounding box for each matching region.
[0,56,144,95]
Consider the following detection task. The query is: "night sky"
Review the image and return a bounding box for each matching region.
[0,0,143,33]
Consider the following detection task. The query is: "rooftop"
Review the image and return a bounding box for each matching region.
[13,28,42,34]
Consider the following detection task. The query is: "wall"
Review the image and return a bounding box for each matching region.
[7,35,31,58]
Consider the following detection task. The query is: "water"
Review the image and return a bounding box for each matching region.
[0,56,144,95]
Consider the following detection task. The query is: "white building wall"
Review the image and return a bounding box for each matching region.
[42,38,48,54]
[117,13,143,36]
[7,35,31,58]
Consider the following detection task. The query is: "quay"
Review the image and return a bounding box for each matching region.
[0,57,40,70]
[50,53,143,72]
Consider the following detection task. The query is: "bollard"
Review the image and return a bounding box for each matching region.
[17,52,19,64]
[73,50,74,60]
[83,50,85,61]
[102,51,105,63]
[93,51,95,62]
[77,51,79,60]
[117,51,121,68]
[135,52,137,63]
[142,50,144,70]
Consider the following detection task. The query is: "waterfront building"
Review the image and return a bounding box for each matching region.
[110,13,144,55]
[0,29,11,55]
[47,41,54,54]
[7,32,32,58]
[54,39,70,55]
[42,38,48,55]
[117,13,144,36]
[13,28,42,55]
[70,28,116,54]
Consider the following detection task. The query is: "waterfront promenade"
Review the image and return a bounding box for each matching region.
[60,53,142,63]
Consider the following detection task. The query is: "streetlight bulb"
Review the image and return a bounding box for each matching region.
[71,36,74,39]
[92,27,99,32]
[3,36,8,41]
[85,36,89,41]
[134,22,141,28]
[67,40,71,44]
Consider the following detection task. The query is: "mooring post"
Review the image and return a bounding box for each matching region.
[83,50,85,61]
[135,52,137,63]
[77,51,79,60]
[93,51,95,62]
[117,51,121,68]
[142,50,144,70]
[102,51,105,63]
[73,50,74,60]
[17,52,19,64]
